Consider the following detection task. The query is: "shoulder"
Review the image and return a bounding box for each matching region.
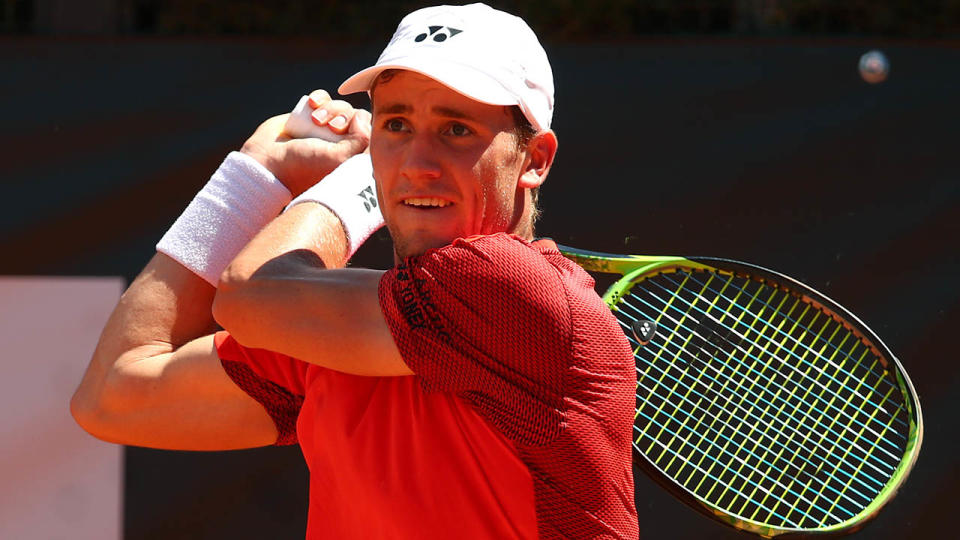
[404,233,564,285]
[416,233,553,270]
[391,234,570,312]
[379,234,576,347]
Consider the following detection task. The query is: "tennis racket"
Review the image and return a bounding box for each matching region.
[558,245,923,537]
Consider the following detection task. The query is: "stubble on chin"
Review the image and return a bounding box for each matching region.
[387,225,423,262]
[390,229,454,262]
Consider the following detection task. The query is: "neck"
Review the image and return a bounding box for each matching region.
[508,188,536,241]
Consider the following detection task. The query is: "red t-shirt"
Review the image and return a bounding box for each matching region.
[216,233,637,539]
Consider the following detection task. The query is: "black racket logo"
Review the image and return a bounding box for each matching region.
[683,316,743,370]
[631,319,657,345]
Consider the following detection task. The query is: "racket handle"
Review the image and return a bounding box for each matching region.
[284,95,348,142]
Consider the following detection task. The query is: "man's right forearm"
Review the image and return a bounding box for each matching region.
[70,254,218,427]
[70,149,292,426]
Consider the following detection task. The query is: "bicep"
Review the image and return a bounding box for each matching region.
[85,335,278,450]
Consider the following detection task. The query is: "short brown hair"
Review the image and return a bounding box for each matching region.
[507,105,542,223]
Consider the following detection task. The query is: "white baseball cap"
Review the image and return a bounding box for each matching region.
[338,3,555,130]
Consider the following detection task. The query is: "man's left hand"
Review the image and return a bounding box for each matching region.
[241,89,372,197]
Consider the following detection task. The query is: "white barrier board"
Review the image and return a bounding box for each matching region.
[0,277,124,540]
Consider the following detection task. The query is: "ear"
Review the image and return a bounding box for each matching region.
[518,130,558,190]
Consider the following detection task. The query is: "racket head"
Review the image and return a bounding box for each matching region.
[558,245,923,537]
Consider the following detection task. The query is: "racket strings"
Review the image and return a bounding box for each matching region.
[647,273,907,454]
[624,320,891,529]
[677,272,907,428]
[627,341,862,525]
[623,321,883,523]
[620,269,909,529]
[624,286,901,477]
[662,271,908,436]
[636,274,908,468]
[623,320,883,501]
[621,301,870,523]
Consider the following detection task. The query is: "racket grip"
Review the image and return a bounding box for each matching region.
[284,95,348,142]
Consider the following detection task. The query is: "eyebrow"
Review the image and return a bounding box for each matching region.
[375,103,411,115]
[375,103,475,121]
[432,106,473,120]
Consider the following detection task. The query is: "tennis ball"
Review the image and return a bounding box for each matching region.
[859,50,889,84]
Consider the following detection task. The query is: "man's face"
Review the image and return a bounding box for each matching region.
[370,71,528,259]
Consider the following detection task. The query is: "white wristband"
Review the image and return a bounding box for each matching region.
[157,151,292,285]
[286,153,384,259]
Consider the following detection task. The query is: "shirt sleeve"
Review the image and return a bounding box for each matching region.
[214,331,308,445]
[378,234,571,447]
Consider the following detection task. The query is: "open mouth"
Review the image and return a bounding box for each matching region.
[402,197,452,208]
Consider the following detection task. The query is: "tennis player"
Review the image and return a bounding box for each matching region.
[72,4,637,538]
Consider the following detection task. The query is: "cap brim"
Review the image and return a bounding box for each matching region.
[338,57,519,108]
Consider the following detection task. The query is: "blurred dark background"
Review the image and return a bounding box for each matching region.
[2,1,957,538]
[4,0,960,37]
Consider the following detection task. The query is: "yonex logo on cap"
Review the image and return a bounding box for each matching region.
[338,4,554,130]
[414,26,462,43]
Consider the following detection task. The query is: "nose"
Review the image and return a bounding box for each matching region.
[399,132,442,182]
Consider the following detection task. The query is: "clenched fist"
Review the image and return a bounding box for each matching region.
[241,89,372,197]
